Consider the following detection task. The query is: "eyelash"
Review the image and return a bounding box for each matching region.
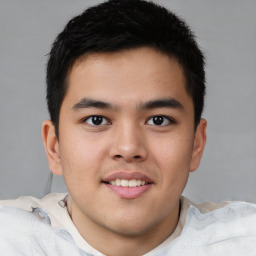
[82,115,175,127]
[82,115,110,126]
[146,115,175,126]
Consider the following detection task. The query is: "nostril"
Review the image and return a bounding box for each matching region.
[114,155,141,159]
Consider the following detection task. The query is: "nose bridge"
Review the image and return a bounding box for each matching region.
[110,120,147,161]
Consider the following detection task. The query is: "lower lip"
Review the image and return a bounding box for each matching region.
[104,183,152,199]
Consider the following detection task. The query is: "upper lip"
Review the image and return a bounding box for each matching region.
[103,171,153,183]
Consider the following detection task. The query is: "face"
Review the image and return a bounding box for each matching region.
[43,47,206,242]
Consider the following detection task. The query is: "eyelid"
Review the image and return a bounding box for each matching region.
[146,115,175,126]
[82,115,111,126]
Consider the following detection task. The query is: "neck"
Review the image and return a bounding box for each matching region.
[68,197,181,256]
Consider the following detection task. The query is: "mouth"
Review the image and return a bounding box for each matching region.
[102,172,154,199]
[102,179,152,187]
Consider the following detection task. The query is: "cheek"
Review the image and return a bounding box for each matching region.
[59,131,108,185]
[151,134,193,167]
[149,133,193,187]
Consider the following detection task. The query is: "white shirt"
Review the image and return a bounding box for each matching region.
[0,193,255,255]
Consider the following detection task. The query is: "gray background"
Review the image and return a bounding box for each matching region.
[0,0,255,202]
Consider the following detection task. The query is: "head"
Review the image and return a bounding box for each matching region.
[46,0,205,138]
[43,0,207,254]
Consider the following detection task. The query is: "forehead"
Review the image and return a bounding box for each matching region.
[64,47,191,109]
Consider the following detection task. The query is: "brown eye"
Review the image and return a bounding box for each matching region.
[152,116,164,125]
[146,115,172,126]
[84,116,109,126]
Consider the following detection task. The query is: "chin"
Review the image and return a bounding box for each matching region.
[105,216,158,237]
[110,225,150,237]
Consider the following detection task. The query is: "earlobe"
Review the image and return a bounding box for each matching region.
[42,120,63,175]
[190,118,207,172]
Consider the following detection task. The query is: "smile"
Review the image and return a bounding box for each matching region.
[102,172,153,199]
[108,179,149,187]
[104,182,152,199]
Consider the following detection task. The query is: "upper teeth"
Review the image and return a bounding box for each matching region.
[110,179,146,187]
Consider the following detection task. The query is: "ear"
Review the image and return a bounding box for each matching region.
[42,120,63,175]
[190,118,207,172]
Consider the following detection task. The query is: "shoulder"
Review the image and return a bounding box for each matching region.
[0,193,70,227]
[161,197,256,255]
[181,196,232,214]
[0,192,69,233]
[0,193,68,211]
[0,195,89,255]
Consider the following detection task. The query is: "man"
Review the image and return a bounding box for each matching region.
[0,0,256,255]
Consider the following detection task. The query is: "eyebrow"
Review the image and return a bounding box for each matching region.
[140,98,184,110]
[72,98,114,110]
[72,97,184,111]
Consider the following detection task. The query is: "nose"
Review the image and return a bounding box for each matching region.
[109,123,148,162]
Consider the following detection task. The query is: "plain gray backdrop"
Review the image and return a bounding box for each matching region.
[0,0,255,202]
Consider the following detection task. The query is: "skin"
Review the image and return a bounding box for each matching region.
[42,47,207,256]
